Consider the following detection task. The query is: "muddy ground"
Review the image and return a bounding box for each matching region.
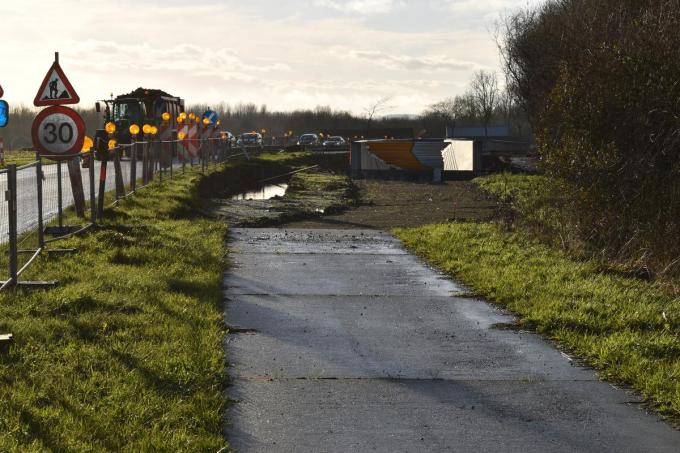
[283,179,499,230]
[208,152,500,230]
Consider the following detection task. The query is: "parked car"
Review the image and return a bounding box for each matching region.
[237,132,263,148]
[322,136,346,147]
[223,131,236,144]
[297,134,320,146]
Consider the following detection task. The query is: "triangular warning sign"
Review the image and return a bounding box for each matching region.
[34,61,80,107]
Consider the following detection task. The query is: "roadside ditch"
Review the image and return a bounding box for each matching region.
[198,152,358,227]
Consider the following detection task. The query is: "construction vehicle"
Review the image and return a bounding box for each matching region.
[90,88,184,162]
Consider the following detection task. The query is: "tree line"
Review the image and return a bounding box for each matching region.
[1,78,529,151]
[424,70,529,138]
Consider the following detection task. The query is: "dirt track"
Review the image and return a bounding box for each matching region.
[284,179,499,230]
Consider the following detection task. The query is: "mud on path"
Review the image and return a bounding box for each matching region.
[283,179,499,230]
[203,152,498,230]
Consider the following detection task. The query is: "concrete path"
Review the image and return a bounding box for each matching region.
[224,228,680,452]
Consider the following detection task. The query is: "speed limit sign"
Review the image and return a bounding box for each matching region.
[31,105,85,160]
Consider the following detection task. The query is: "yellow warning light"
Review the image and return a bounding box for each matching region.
[177,116,185,124]
[319,133,325,138]
[162,112,171,122]
[216,120,221,126]
[105,122,116,135]
[179,112,187,120]
[261,128,267,134]
[81,136,93,152]
[150,126,158,136]
[203,117,211,126]
[178,131,187,140]
[129,124,140,136]
[143,124,152,135]
[108,139,117,150]
[188,112,196,120]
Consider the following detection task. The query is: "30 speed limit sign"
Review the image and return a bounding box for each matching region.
[31,105,85,160]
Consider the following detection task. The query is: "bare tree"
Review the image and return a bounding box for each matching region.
[470,70,500,137]
[364,96,393,130]
[426,98,457,122]
[426,97,459,137]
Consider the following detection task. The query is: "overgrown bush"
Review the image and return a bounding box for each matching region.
[501,0,680,274]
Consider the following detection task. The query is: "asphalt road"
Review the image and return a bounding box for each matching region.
[0,158,201,244]
[224,228,680,452]
[0,160,141,244]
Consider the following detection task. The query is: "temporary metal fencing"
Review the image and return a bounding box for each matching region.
[0,136,237,290]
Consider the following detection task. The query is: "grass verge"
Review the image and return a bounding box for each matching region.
[0,164,229,450]
[1,150,57,168]
[395,222,680,422]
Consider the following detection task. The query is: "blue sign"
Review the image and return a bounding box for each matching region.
[202,110,218,127]
[0,101,8,128]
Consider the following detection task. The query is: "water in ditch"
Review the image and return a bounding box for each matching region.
[231,184,288,201]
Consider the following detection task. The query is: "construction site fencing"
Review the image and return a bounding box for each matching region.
[0,136,237,290]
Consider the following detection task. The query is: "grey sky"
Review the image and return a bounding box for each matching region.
[0,0,540,114]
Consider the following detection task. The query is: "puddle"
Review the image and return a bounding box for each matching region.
[232,184,288,201]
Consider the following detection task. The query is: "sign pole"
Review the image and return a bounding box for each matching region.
[67,159,86,218]
[89,150,96,224]
[130,139,137,192]
[7,165,18,287]
[57,161,63,228]
[36,153,45,248]
[97,156,107,220]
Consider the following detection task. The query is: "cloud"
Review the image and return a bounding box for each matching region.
[347,49,478,72]
[0,0,511,114]
[68,41,290,82]
[435,0,542,18]
[313,0,405,15]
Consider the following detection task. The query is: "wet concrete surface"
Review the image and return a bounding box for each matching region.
[224,228,680,452]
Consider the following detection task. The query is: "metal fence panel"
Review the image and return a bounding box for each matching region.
[0,137,235,289]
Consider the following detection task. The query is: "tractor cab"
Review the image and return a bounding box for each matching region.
[96,88,184,146]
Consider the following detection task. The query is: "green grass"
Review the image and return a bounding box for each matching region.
[474,173,564,232]
[474,173,549,204]
[280,171,356,213]
[1,150,62,169]
[396,222,680,421]
[0,164,230,450]
[474,173,588,254]
[2,150,41,168]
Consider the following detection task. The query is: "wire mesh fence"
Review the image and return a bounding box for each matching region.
[0,136,238,289]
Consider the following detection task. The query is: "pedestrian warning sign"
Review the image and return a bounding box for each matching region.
[34,58,80,107]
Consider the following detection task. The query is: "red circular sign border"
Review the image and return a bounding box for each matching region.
[31,105,86,161]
